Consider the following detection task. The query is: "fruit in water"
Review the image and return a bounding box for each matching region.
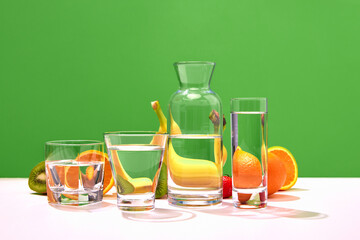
[221,114,228,165]
[31,150,113,199]
[268,146,298,190]
[223,144,228,166]
[267,152,287,196]
[222,176,232,198]
[232,147,262,202]
[86,166,95,180]
[237,193,252,202]
[115,175,135,194]
[75,150,114,194]
[209,110,222,166]
[28,161,47,194]
[110,149,153,194]
[155,163,167,198]
[223,115,227,166]
[232,146,262,189]
[168,140,221,188]
[62,150,114,194]
[64,165,80,189]
[167,105,221,188]
[151,100,168,198]
[209,110,228,166]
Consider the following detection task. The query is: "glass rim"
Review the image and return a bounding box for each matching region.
[231,97,268,113]
[45,140,103,146]
[231,97,267,101]
[174,61,215,66]
[104,131,169,136]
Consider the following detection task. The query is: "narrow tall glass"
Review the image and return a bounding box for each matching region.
[231,98,268,209]
[45,140,105,206]
[104,131,168,211]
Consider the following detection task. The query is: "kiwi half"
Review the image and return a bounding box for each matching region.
[28,161,47,194]
[155,163,167,198]
[115,175,135,194]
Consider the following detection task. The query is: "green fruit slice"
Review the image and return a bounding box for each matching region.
[28,161,47,194]
[155,163,167,198]
[115,175,135,194]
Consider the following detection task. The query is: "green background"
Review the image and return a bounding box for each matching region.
[1,0,359,177]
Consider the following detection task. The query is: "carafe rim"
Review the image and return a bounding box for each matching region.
[174,61,215,66]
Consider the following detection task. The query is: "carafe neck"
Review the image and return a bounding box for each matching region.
[174,61,215,89]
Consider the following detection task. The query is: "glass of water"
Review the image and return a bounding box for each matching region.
[104,131,168,211]
[231,98,268,209]
[45,140,105,206]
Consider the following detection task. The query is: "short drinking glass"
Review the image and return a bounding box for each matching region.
[231,98,268,209]
[104,131,168,211]
[45,140,105,206]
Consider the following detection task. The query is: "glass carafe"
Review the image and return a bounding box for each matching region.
[168,61,223,207]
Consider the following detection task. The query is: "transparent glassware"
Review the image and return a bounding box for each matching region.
[231,98,268,209]
[167,61,223,207]
[104,131,168,211]
[45,140,105,206]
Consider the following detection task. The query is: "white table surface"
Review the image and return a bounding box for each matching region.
[0,178,359,240]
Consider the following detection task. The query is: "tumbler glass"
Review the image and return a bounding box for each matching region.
[45,140,105,206]
[104,131,168,211]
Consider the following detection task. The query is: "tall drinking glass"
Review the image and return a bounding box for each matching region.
[45,140,105,206]
[231,98,268,209]
[104,131,168,211]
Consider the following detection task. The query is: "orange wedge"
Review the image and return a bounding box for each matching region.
[86,166,95,180]
[75,150,114,194]
[268,146,298,190]
[64,166,80,189]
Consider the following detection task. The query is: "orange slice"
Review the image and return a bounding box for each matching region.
[75,150,114,194]
[86,166,95,180]
[64,165,80,189]
[268,146,298,190]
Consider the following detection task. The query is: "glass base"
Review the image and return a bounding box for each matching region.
[168,188,222,207]
[117,193,155,212]
[232,187,267,209]
[48,189,103,206]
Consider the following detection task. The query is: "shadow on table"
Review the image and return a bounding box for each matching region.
[50,201,116,212]
[30,193,47,196]
[268,193,300,202]
[122,207,196,223]
[283,188,309,192]
[196,202,328,220]
[103,192,117,200]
